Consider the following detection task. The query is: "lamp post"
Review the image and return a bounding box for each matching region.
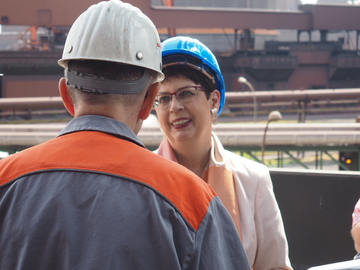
[237,76,257,123]
[0,73,3,98]
[261,111,282,164]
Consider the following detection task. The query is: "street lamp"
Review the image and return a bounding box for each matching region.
[0,74,3,98]
[261,111,282,164]
[237,76,257,123]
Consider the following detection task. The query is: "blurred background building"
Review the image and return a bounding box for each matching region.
[1,0,360,96]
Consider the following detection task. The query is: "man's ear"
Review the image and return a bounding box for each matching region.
[138,82,160,120]
[58,77,75,116]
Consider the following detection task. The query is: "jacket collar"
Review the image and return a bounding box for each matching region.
[58,115,145,148]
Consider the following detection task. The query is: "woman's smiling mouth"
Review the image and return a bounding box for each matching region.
[171,118,192,128]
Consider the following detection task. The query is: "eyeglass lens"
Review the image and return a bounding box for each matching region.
[155,86,203,108]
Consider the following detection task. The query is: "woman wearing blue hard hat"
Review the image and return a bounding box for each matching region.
[154,36,292,270]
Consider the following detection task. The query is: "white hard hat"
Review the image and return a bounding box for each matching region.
[58,0,164,83]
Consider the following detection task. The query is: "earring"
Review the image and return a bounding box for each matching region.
[211,108,218,125]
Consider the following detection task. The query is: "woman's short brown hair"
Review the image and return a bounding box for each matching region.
[162,65,217,100]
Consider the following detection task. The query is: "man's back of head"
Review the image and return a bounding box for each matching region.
[65,60,154,109]
[56,0,165,131]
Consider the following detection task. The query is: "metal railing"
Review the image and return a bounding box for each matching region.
[0,88,360,121]
[0,121,359,170]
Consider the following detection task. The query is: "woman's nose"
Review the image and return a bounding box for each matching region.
[169,95,184,112]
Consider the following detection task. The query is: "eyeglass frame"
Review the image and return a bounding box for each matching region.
[154,85,207,108]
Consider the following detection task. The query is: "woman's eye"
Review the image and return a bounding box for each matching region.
[179,90,194,98]
[159,96,170,103]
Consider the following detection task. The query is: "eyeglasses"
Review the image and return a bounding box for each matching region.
[154,85,206,108]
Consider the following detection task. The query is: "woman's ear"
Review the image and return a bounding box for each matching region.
[58,77,75,116]
[211,89,221,110]
[138,82,160,120]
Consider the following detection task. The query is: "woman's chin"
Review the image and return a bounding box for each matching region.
[171,131,194,143]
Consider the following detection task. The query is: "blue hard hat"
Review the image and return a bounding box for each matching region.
[161,36,226,115]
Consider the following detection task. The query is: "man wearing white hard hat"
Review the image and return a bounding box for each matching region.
[0,1,250,269]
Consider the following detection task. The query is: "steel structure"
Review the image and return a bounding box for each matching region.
[1,2,360,95]
[0,121,359,170]
[0,87,359,109]
[1,1,360,31]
